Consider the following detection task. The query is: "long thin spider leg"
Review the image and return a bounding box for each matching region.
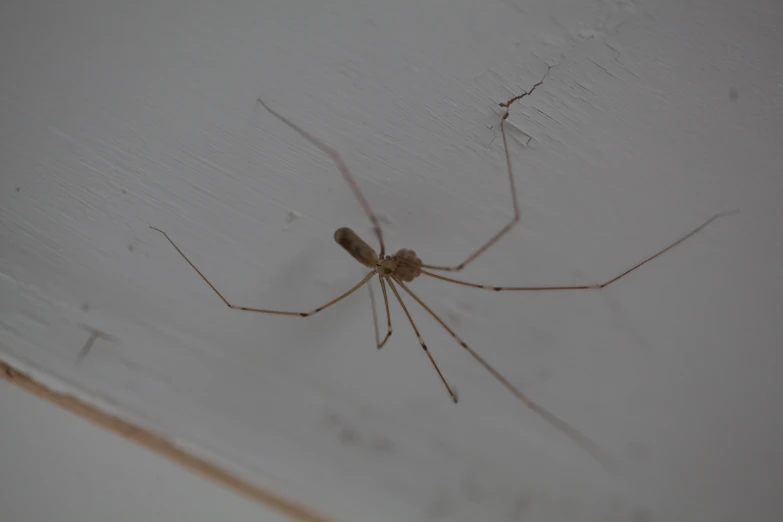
[256,98,386,256]
[419,106,519,272]
[386,278,459,403]
[394,278,616,467]
[150,226,375,316]
[419,66,554,273]
[408,210,738,292]
[368,276,393,349]
[368,278,382,346]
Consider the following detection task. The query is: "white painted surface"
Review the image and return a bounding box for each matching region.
[0,377,286,522]
[1,0,782,521]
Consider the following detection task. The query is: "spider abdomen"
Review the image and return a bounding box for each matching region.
[334,227,379,267]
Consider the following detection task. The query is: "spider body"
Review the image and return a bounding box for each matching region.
[334,227,422,282]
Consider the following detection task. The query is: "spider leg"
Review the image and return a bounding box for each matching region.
[368,276,393,348]
[150,226,375,316]
[412,210,738,292]
[394,277,616,467]
[386,278,458,403]
[420,108,519,272]
[420,66,554,273]
[257,98,386,256]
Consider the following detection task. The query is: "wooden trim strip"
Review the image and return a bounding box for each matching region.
[1,359,337,522]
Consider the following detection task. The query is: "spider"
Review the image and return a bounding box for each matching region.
[150,96,735,466]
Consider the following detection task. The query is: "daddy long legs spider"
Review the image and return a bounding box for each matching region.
[149,95,736,467]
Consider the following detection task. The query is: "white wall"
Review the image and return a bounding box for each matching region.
[2,0,782,521]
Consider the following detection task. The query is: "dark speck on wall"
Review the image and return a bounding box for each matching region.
[729,88,738,102]
[77,326,118,362]
[338,428,357,446]
[128,244,135,252]
[371,438,395,454]
[15,187,21,192]
[81,303,90,312]
[633,507,654,522]
[321,411,396,455]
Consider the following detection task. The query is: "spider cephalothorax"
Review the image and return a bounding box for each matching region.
[384,249,422,282]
